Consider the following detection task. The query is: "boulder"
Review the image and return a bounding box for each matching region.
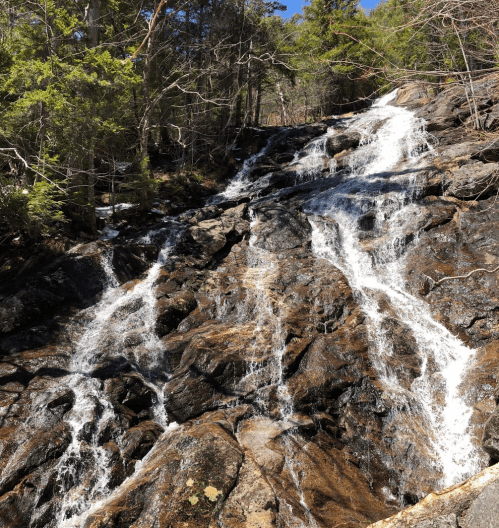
[121,420,164,460]
[80,421,245,528]
[462,479,499,528]
[394,84,432,109]
[445,161,499,199]
[155,291,197,337]
[0,422,71,496]
[188,204,250,257]
[326,132,361,156]
[371,464,499,528]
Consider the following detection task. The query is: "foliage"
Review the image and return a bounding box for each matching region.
[0,181,30,235]
[0,0,290,239]
[0,179,66,237]
[26,181,67,236]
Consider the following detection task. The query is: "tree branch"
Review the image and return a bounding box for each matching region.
[432,265,499,286]
[0,148,66,193]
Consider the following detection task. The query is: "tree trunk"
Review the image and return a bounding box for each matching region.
[246,39,253,126]
[276,81,288,125]
[254,77,262,127]
[138,2,164,209]
[86,0,100,48]
[85,0,100,227]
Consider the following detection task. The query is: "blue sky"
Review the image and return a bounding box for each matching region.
[274,0,380,17]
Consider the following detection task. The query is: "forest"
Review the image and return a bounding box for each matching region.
[0,0,497,242]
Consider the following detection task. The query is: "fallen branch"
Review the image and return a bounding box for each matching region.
[432,264,499,286]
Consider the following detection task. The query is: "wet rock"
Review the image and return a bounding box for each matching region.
[81,421,244,528]
[219,455,277,528]
[103,374,155,416]
[0,422,71,496]
[153,278,179,298]
[265,123,329,161]
[0,458,59,528]
[326,132,361,156]
[372,464,499,528]
[276,152,295,164]
[0,241,159,346]
[121,420,164,461]
[237,415,393,528]
[404,193,499,344]
[482,406,499,461]
[189,205,250,257]
[102,440,127,488]
[250,203,311,251]
[163,324,252,422]
[111,244,159,283]
[247,162,280,180]
[156,291,197,337]
[240,171,294,198]
[5,76,499,528]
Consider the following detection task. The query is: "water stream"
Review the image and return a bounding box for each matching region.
[288,127,337,184]
[203,90,483,519]
[56,223,183,526]
[303,90,482,489]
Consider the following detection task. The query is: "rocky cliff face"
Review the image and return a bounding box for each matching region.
[2,79,499,528]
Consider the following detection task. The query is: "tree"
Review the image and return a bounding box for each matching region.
[0,0,296,240]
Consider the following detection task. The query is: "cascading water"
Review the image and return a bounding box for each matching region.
[210,211,292,415]
[288,127,337,184]
[302,90,483,491]
[202,91,483,520]
[56,223,183,526]
[244,213,293,419]
[208,210,316,526]
[210,132,281,202]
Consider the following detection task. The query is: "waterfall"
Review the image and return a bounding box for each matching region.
[5,89,489,528]
[201,91,484,517]
[211,211,293,416]
[303,90,483,490]
[288,127,337,184]
[56,223,183,526]
[209,132,281,203]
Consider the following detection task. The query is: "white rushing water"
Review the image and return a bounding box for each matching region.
[56,225,183,526]
[212,133,280,201]
[287,126,337,184]
[303,90,481,489]
[95,202,135,219]
[215,212,293,417]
